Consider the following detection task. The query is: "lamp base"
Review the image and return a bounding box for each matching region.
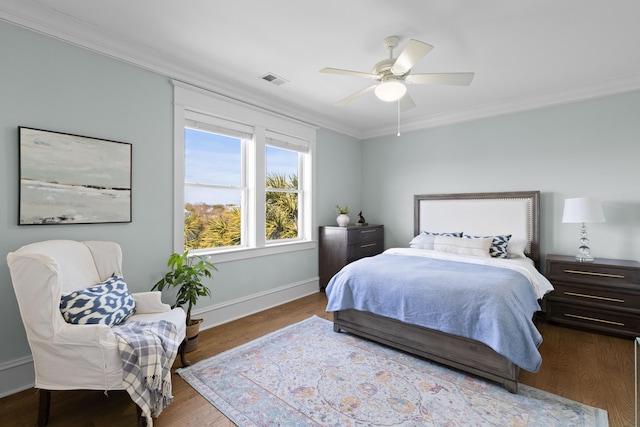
[575,228,594,262]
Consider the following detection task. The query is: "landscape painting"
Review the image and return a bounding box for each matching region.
[19,127,132,225]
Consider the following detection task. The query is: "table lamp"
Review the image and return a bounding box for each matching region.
[562,197,605,262]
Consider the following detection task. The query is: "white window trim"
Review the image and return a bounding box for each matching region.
[173,81,317,262]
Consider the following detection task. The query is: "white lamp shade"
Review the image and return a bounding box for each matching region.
[562,197,606,223]
[374,80,407,102]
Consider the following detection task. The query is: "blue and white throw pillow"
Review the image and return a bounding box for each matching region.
[464,234,512,258]
[423,231,463,238]
[60,275,136,326]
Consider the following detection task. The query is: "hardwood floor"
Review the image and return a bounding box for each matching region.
[0,291,634,426]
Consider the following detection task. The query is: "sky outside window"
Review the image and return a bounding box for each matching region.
[266,145,298,186]
[185,129,298,205]
[185,128,241,206]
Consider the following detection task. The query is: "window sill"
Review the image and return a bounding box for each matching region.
[192,240,317,264]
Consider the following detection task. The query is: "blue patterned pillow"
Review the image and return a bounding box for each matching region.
[60,275,136,326]
[464,234,512,258]
[421,231,463,237]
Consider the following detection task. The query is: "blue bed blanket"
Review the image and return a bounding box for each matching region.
[325,252,544,372]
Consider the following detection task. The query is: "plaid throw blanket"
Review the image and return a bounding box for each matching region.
[112,320,179,426]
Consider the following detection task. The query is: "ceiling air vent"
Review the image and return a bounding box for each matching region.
[260,73,289,86]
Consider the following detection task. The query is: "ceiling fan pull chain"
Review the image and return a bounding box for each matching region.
[397,99,401,136]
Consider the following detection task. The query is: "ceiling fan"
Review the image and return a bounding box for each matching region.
[320,36,474,111]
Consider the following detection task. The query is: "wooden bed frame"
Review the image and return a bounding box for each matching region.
[332,190,541,393]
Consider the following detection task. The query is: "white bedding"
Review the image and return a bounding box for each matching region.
[383,247,554,300]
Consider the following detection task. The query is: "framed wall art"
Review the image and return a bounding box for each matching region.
[19,127,132,225]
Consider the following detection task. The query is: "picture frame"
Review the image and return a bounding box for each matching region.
[19,127,132,225]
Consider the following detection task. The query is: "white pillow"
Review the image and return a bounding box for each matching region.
[434,236,492,257]
[507,238,527,258]
[409,233,436,249]
[409,231,463,250]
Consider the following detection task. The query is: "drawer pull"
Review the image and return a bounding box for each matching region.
[360,230,378,234]
[360,243,377,248]
[563,269,624,279]
[563,291,624,303]
[563,313,624,326]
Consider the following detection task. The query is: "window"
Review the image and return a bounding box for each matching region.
[184,127,244,249]
[265,145,299,241]
[173,82,316,261]
[265,132,309,243]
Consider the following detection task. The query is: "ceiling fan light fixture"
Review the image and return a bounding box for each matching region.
[375,80,406,102]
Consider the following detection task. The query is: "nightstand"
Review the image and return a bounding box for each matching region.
[545,254,640,337]
[636,336,639,427]
[318,224,384,290]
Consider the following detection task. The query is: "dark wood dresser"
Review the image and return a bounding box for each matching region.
[318,224,384,290]
[545,254,640,337]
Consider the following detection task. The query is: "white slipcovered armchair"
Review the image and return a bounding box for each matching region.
[7,240,187,426]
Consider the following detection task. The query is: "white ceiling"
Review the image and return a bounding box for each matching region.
[2,1,640,139]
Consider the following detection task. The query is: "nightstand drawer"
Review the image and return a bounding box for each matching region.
[547,282,640,312]
[547,301,640,336]
[347,227,384,245]
[547,259,640,286]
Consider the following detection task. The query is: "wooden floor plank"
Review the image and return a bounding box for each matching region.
[0,292,633,426]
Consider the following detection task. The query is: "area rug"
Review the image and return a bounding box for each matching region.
[178,316,608,426]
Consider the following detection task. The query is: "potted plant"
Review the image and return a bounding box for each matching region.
[152,250,217,352]
[336,204,350,227]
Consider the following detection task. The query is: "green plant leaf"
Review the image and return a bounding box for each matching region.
[152,250,217,325]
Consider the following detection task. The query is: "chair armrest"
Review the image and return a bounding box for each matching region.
[54,322,117,347]
[132,291,171,313]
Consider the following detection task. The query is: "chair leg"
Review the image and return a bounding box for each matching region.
[179,338,190,367]
[136,404,147,427]
[38,389,51,426]
[38,389,148,426]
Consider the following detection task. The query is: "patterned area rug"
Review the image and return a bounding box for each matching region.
[178,316,608,426]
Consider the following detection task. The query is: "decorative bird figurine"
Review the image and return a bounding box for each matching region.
[358,211,367,225]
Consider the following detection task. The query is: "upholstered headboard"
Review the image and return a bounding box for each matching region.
[414,191,540,268]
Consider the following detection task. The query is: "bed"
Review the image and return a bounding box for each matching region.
[325,191,553,393]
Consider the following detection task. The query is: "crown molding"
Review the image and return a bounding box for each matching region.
[2,3,639,141]
[363,73,640,139]
[0,4,360,137]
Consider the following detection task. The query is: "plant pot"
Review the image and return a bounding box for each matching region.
[184,318,203,353]
[337,214,350,227]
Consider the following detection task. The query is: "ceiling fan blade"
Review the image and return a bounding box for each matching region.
[320,67,378,80]
[399,92,416,111]
[406,72,475,86]
[334,84,377,106]
[391,39,434,75]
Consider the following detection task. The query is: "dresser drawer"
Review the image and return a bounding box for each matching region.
[347,226,384,245]
[547,300,640,336]
[547,259,640,286]
[547,281,640,312]
[347,240,383,262]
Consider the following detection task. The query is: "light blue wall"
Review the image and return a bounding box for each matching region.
[316,128,363,226]
[0,21,361,370]
[0,21,173,363]
[361,91,640,264]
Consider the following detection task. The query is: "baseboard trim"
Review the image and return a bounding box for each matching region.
[0,355,35,398]
[194,277,320,330]
[0,277,320,398]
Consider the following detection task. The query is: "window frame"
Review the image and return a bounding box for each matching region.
[173,81,316,263]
